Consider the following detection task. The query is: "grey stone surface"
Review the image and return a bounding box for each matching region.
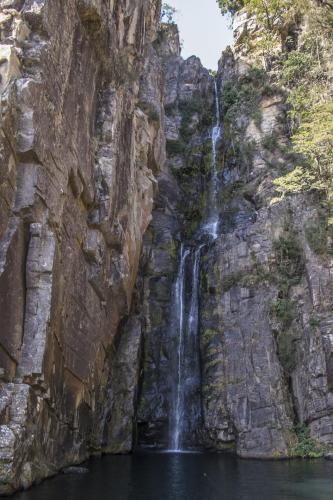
[1,0,333,495]
[0,0,163,493]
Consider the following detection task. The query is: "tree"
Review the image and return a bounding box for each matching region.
[161,3,177,24]
[217,0,307,34]
[217,0,244,15]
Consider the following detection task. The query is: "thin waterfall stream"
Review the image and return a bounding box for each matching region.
[169,81,222,451]
[171,244,190,451]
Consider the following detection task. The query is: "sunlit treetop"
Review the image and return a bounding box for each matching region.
[217,0,307,21]
[216,0,244,15]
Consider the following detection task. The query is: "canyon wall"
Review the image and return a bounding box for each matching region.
[0,0,164,493]
[132,0,333,460]
[1,0,333,495]
[134,27,214,449]
[200,2,333,457]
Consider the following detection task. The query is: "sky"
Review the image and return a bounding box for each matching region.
[168,0,233,70]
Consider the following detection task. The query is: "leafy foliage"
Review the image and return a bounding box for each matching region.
[178,96,214,141]
[272,2,333,216]
[270,230,304,374]
[218,0,307,64]
[217,0,244,15]
[305,218,333,256]
[280,52,313,87]
[291,425,324,458]
[274,233,304,283]
[160,3,176,24]
[271,298,295,327]
[222,67,266,141]
[273,167,317,197]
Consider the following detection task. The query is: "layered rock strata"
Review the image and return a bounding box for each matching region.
[133,26,214,449]
[199,5,333,457]
[0,0,163,493]
[133,3,333,460]
[2,0,333,494]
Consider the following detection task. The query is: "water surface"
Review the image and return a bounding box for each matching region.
[12,452,333,500]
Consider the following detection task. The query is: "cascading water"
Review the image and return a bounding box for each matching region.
[204,80,221,240]
[169,81,221,451]
[171,244,190,451]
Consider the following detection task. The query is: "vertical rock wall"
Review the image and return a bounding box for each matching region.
[2,0,333,494]
[129,2,333,461]
[0,0,164,493]
[132,26,214,449]
[199,4,333,457]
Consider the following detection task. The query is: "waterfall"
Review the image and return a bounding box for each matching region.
[171,244,190,451]
[169,80,221,451]
[205,80,221,240]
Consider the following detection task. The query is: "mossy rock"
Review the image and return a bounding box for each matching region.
[275,327,298,374]
[166,139,185,156]
[305,218,333,256]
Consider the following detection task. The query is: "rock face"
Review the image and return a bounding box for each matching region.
[198,5,333,457]
[133,27,214,449]
[0,0,163,493]
[1,0,333,494]
[128,1,333,462]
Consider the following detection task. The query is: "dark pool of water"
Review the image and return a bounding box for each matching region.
[11,452,333,500]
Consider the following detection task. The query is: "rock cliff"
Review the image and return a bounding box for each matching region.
[0,0,163,493]
[200,1,333,457]
[131,0,333,460]
[1,0,333,494]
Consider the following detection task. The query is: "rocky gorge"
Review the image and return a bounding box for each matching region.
[1,0,333,495]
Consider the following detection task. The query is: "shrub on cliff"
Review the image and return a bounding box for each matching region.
[291,425,324,458]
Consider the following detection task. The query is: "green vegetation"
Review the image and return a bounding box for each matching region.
[169,138,213,238]
[164,94,215,238]
[165,96,214,157]
[217,0,244,15]
[161,239,177,259]
[222,67,266,128]
[272,229,304,303]
[160,3,177,24]
[261,133,279,152]
[270,229,304,374]
[273,233,304,285]
[270,298,295,327]
[166,139,185,156]
[218,1,333,219]
[270,2,333,223]
[273,167,317,198]
[201,328,219,347]
[280,52,313,87]
[291,424,325,458]
[218,0,306,64]
[305,218,333,256]
[309,314,321,329]
[138,101,160,124]
[221,67,268,172]
[179,96,214,141]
